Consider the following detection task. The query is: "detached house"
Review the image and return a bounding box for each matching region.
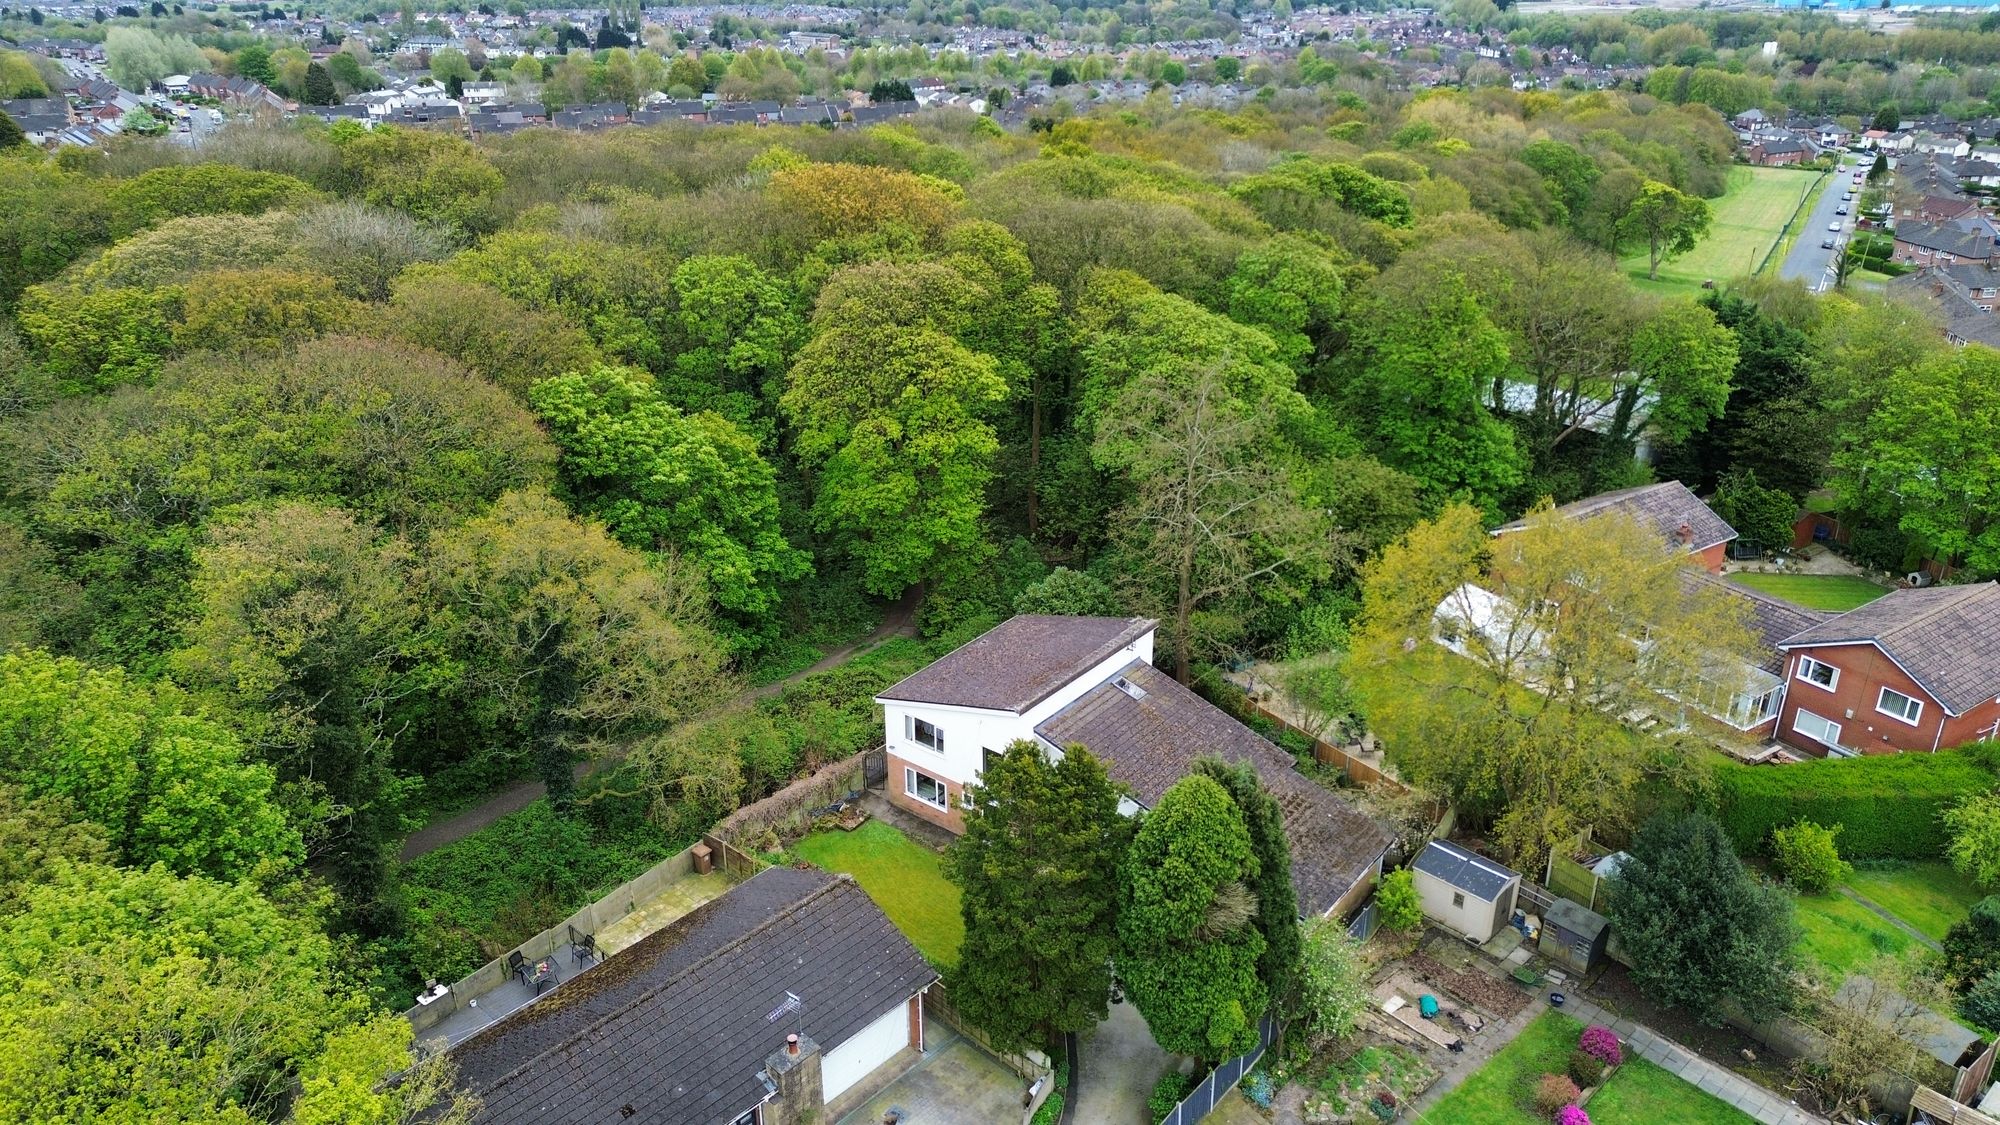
[875,615,1392,918]
[1774,583,2000,756]
[1496,481,1738,572]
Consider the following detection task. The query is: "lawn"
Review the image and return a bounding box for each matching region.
[1426,1010,1754,1125]
[1727,572,1889,612]
[1795,891,1916,979]
[794,819,963,966]
[1844,861,1985,942]
[1620,165,1822,296]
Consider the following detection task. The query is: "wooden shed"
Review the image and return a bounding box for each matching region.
[1539,896,1610,975]
[1411,840,1520,944]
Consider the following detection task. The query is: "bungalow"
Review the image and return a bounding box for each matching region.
[874,615,1392,918]
[0,97,71,145]
[448,866,939,1125]
[1495,480,1738,573]
[1773,583,2000,757]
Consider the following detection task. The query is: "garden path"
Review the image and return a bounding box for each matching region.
[1837,886,1943,951]
[399,589,922,860]
[1558,996,1829,1125]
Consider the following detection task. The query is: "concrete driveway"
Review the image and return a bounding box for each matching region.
[1075,998,1179,1125]
[836,1029,1028,1125]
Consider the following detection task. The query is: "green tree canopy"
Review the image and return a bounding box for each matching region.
[944,742,1130,1053]
[1117,772,1267,1062]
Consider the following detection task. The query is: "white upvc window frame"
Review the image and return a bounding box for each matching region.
[904,766,949,811]
[1796,656,1840,692]
[904,715,945,753]
[1793,708,1843,749]
[1877,686,1925,726]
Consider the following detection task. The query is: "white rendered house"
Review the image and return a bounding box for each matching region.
[875,614,1391,917]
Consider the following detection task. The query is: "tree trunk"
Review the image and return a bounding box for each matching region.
[1649,230,1664,280]
[1175,542,1194,684]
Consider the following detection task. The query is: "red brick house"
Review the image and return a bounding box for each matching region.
[1496,481,1738,573]
[1774,584,2000,756]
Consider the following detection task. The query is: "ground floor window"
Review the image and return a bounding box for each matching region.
[1793,708,1843,749]
[905,767,949,810]
[730,1108,758,1125]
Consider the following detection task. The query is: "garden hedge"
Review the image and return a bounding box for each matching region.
[1715,744,2000,859]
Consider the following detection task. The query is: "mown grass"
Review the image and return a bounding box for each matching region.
[1620,165,1821,296]
[1727,572,1889,612]
[795,819,964,966]
[1844,861,1984,942]
[1794,891,1916,979]
[1427,1010,1754,1124]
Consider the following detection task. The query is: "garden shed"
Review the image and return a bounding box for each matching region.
[1411,840,1520,943]
[1539,896,1610,975]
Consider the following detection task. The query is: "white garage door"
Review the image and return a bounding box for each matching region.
[821,1002,910,1101]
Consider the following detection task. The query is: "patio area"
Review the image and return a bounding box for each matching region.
[416,866,741,1048]
[834,1026,1029,1125]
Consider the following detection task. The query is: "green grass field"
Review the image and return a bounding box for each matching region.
[1795,892,1916,979]
[1727,572,1890,612]
[1844,862,1985,942]
[794,820,963,966]
[1620,165,1822,296]
[1426,1010,1754,1125]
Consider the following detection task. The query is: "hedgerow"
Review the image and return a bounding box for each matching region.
[1714,745,2000,859]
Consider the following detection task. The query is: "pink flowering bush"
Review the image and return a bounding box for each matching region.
[1579,1025,1622,1066]
[1557,1105,1592,1125]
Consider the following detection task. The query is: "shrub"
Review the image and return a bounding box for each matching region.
[1367,1089,1398,1121]
[1557,1106,1593,1125]
[1773,820,1853,894]
[1147,1069,1196,1120]
[1946,896,2000,989]
[1567,1049,1606,1088]
[1963,971,2000,1031]
[1579,1024,1623,1066]
[1378,868,1423,931]
[1715,748,1997,859]
[1243,1067,1275,1109]
[1534,1073,1581,1116]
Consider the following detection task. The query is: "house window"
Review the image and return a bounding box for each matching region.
[1878,687,1925,725]
[905,767,950,810]
[905,716,944,752]
[731,1110,758,1125]
[1796,656,1839,691]
[982,747,1002,775]
[1451,892,1465,909]
[1793,708,1843,749]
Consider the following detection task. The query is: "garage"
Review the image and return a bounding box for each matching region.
[821,1002,912,1101]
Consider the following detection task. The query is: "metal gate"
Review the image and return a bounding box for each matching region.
[1157,1015,1279,1125]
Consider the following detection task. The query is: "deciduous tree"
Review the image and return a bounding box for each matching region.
[1616,180,1712,281]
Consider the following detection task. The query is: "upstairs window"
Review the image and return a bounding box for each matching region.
[1796,656,1839,691]
[905,716,944,753]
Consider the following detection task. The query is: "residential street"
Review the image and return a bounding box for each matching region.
[1779,155,1866,289]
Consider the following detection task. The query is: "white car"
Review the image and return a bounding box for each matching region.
[1829,221,1843,232]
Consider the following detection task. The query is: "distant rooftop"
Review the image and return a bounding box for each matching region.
[876,614,1156,713]
[1498,481,1736,554]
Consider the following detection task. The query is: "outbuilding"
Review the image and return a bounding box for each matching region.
[1539,896,1611,975]
[1410,840,1521,944]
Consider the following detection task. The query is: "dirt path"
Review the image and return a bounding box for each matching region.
[398,590,922,861]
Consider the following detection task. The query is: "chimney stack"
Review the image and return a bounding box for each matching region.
[761,1034,822,1125]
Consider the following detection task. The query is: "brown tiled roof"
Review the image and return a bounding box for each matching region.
[1034,661,1391,916]
[1497,481,1737,554]
[451,867,938,1125]
[1777,583,2000,714]
[876,614,1157,713]
[1681,571,1830,673]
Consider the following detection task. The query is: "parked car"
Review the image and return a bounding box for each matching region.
[1820,238,1835,249]
[1829,221,1843,231]
[1836,206,1848,215]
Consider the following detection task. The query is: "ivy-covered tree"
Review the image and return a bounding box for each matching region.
[944,742,1130,1053]
[1117,773,1267,1062]
[1193,758,1302,1005]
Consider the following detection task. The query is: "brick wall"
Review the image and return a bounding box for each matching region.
[1778,643,2000,755]
[886,750,966,834]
